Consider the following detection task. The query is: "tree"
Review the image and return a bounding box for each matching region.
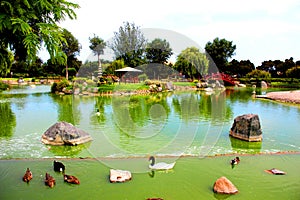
[246,69,271,79]
[0,0,79,66]
[228,59,255,77]
[110,22,147,67]
[146,38,172,64]
[205,38,236,73]
[62,29,81,79]
[89,34,106,78]
[174,47,209,79]
[0,48,14,77]
[286,66,300,78]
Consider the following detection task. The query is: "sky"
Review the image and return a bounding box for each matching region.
[41,0,300,67]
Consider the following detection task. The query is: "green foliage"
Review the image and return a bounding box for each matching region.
[0,82,9,90]
[89,34,106,56]
[256,57,295,78]
[205,37,236,73]
[89,34,106,77]
[105,59,125,75]
[228,59,255,76]
[0,0,79,64]
[246,69,271,79]
[110,22,147,67]
[286,66,300,78]
[51,79,70,93]
[138,73,148,81]
[0,48,14,77]
[146,38,173,64]
[174,47,209,79]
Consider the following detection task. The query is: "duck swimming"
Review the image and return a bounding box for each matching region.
[64,174,80,184]
[53,160,65,172]
[148,156,175,170]
[96,109,100,116]
[45,173,56,188]
[22,168,33,183]
[230,157,240,165]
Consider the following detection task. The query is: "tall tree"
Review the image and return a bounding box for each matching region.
[110,22,147,67]
[174,47,209,79]
[228,59,255,77]
[205,38,236,73]
[146,38,172,64]
[89,34,106,78]
[0,0,79,68]
[0,48,14,77]
[62,29,81,79]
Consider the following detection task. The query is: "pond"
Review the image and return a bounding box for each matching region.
[0,85,299,199]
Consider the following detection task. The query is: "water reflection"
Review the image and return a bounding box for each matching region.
[0,102,16,137]
[230,136,262,154]
[50,95,81,125]
[47,142,91,157]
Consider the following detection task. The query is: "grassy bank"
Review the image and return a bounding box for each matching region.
[238,77,300,88]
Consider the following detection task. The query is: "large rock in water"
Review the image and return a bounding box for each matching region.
[213,176,238,194]
[41,122,92,145]
[229,114,262,142]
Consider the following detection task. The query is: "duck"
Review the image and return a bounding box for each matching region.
[64,174,80,184]
[53,160,65,172]
[96,108,100,116]
[148,156,175,170]
[230,157,240,165]
[22,168,33,183]
[45,173,56,188]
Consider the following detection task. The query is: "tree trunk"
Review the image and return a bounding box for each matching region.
[65,64,69,80]
[98,54,102,78]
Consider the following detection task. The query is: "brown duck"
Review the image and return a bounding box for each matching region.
[64,174,80,184]
[22,168,33,183]
[45,173,56,188]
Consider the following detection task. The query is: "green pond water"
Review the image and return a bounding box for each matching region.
[0,85,299,199]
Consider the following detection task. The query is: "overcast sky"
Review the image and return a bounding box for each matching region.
[41,0,300,67]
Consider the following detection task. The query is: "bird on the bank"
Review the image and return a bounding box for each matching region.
[45,173,56,188]
[64,174,80,184]
[148,156,175,170]
[53,160,65,172]
[22,168,33,183]
[230,157,240,165]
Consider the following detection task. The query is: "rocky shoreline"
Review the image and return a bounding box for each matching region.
[256,90,300,104]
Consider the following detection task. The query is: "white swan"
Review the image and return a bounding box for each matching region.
[148,156,176,170]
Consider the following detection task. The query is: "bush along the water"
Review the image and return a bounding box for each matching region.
[51,79,72,94]
[0,82,9,91]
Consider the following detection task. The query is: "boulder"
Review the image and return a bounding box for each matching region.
[213,176,238,194]
[261,81,268,88]
[229,114,262,142]
[41,121,92,146]
[109,169,132,183]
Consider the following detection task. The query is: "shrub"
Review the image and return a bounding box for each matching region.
[246,69,271,79]
[286,66,300,78]
[0,82,9,91]
[51,79,70,93]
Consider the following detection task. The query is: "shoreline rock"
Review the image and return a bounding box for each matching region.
[41,121,92,146]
